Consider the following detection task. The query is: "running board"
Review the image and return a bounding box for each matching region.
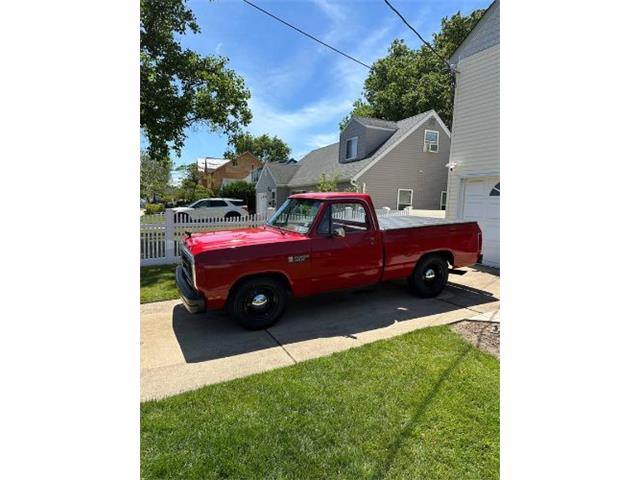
[449,269,467,275]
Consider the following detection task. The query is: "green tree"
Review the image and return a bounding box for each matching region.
[141,0,252,160]
[224,132,291,163]
[140,152,172,202]
[340,9,485,129]
[316,173,339,192]
[175,163,214,203]
[219,181,256,212]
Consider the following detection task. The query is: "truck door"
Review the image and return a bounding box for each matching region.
[309,201,383,293]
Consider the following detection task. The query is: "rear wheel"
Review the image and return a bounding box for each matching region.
[411,255,449,298]
[225,211,241,219]
[229,277,288,330]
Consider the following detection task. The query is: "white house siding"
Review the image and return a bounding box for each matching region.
[446,44,500,221]
[358,116,450,210]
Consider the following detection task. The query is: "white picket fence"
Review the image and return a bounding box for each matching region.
[140,207,409,266]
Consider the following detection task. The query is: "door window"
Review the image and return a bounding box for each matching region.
[209,200,227,207]
[317,202,369,235]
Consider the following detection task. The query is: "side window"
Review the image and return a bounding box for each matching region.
[316,207,331,235]
[210,200,227,207]
[424,130,439,153]
[331,202,369,233]
[192,200,205,208]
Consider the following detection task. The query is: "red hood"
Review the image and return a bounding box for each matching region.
[184,226,307,255]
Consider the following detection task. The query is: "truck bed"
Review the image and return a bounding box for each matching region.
[377,215,475,231]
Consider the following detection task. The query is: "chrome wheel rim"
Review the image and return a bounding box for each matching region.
[423,268,436,280]
[251,293,269,308]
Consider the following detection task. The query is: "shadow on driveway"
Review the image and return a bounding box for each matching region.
[172,275,498,364]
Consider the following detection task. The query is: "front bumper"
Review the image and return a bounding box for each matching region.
[175,265,206,314]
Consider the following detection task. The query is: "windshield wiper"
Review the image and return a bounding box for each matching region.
[268,222,286,235]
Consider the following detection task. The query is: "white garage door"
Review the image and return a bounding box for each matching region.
[462,177,500,267]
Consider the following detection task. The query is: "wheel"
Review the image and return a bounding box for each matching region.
[225,211,241,219]
[229,277,288,330]
[410,255,449,298]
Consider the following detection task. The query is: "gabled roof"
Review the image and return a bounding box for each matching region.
[197,157,230,172]
[288,110,449,188]
[266,162,300,185]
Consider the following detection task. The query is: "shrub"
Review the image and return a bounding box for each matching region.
[145,203,166,214]
[220,181,256,212]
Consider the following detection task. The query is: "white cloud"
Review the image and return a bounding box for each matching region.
[305,132,339,149]
[214,42,224,55]
[238,2,403,159]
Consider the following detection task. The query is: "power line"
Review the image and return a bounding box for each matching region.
[382,0,455,74]
[240,0,371,70]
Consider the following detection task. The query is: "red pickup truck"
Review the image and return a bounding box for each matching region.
[176,192,482,330]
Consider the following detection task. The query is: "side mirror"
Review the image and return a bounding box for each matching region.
[332,227,346,238]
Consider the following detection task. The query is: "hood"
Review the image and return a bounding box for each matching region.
[172,207,192,213]
[184,226,306,255]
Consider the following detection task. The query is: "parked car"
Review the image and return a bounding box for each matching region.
[176,192,482,330]
[172,198,249,222]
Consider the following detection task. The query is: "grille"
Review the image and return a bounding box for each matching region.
[181,245,194,285]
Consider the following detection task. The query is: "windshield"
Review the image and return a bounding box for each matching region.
[267,198,321,234]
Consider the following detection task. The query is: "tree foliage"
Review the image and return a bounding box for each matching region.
[224,132,291,163]
[340,9,485,130]
[140,0,252,160]
[316,173,339,192]
[175,163,213,203]
[140,152,172,201]
[219,181,256,212]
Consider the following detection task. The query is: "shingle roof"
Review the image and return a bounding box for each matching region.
[352,116,398,130]
[288,111,433,188]
[266,162,300,185]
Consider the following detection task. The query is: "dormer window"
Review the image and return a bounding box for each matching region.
[424,130,439,153]
[345,137,358,160]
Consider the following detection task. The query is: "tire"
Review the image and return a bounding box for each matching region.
[410,255,449,298]
[229,277,288,330]
[225,211,241,219]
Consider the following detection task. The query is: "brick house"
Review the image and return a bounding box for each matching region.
[198,151,262,192]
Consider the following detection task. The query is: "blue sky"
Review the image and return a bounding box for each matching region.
[167,0,488,177]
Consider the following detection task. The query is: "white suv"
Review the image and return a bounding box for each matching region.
[172,198,249,221]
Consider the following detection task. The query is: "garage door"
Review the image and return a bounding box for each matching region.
[462,177,500,267]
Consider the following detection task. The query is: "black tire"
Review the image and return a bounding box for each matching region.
[225,211,241,219]
[410,255,449,298]
[229,277,288,330]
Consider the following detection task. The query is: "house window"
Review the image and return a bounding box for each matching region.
[424,130,439,153]
[397,189,413,210]
[440,191,447,210]
[345,137,358,160]
[270,190,276,207]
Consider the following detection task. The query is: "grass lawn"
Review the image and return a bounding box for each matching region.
[140,265,180,304]
[141,326,500,479]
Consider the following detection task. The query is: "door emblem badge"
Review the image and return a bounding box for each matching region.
[288,254,309,264]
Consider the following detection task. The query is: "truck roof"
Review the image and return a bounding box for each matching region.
[289,192,371,201]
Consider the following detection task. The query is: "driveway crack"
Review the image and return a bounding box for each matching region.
[265,329,297,364]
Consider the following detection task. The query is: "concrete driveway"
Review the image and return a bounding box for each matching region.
[141,266,500,401]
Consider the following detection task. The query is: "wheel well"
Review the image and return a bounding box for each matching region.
[226,272,292,307]
[417,250,454,268]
